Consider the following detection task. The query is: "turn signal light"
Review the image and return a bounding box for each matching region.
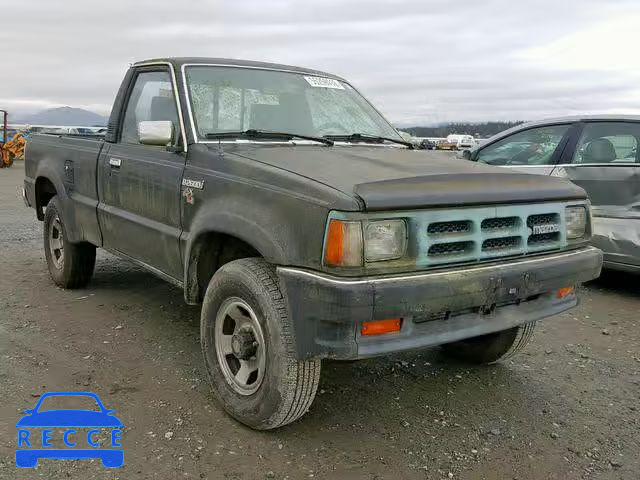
[361,318,402,336]
[323,219,363,267]
[556,286,575,299]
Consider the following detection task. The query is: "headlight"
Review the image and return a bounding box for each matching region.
[323,217,408,267]
[364,220,407,261]
[565,206,587,239]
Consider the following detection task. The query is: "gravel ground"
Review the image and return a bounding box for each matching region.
[0,164,638,480]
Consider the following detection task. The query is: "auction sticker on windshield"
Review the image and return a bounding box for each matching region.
[303,76,344,89]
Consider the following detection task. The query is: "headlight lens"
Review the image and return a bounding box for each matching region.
[565,206,587,239]
[364,220,407,261]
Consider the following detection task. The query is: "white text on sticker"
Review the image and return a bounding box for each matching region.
[303,76,344,89]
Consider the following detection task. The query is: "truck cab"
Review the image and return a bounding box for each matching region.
[24,58,603,430]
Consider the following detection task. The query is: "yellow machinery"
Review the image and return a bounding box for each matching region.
[1,110,26,168]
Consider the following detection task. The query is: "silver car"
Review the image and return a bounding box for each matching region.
[462,115,640,273]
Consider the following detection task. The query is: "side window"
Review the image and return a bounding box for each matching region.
[120,71,179,145]
[476,125,570,166]
[572,122,639,164]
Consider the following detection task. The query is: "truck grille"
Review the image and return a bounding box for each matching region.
[418,203,568,266]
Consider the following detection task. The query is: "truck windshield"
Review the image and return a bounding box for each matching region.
[184,65,402,142]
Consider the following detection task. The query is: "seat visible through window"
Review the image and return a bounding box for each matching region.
[581,138,617,163]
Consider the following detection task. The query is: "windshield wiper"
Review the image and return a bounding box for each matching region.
[324,133,413,149]
[204,129,334,146]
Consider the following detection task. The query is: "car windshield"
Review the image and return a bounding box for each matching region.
[37,395,101,412]
[184,66,402,142]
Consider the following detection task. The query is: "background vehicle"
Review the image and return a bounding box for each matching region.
[24,58,602,430]
[447,134,475,150]
[462,115,640,272]
[418,138,436,149]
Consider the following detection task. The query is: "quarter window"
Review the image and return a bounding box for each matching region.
[476,125,569,166]
[120,71,179,145]
[572,122,639,164]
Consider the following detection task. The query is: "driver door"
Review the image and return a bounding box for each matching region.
[97,68,186,280]
[475,124,573,175]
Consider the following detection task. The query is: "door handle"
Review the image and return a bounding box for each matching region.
[109,157,122,168]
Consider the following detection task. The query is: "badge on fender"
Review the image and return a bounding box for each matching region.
[182,178,204,190]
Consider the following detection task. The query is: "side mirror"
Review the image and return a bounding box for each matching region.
[456,149,472,160]
[138,121,174,146]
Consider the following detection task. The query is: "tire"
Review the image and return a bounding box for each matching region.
[200,258,321,430]
[43,196,96,289]
[440,322,537,365]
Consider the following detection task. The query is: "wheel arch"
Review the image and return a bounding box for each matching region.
[183,220,287,305]
[34,176,60,220]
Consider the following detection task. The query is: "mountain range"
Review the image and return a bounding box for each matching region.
[14,107,109,126]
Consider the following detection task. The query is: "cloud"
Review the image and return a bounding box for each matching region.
[5,0,640,124]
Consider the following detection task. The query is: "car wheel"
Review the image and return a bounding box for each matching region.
[440,322,536,364]
[15,450,38,468]
[43,196,96,288]
[200,258,321,430]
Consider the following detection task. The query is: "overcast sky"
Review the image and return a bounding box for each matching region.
[3,0,640,125]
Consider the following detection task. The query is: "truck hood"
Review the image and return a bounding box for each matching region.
[225,145,586,210]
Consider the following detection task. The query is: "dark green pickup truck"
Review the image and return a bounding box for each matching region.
[23,57,602,429]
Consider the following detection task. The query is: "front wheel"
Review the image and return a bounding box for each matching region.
[440,322,537,364]
[43,196,96,288]
[200,258,321,430]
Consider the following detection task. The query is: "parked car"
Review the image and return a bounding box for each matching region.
[24,58,602,430]
[447,134,475,150]
[418,138,436,150]
[460,115,640,272]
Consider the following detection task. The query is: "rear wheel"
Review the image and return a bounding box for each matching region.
[200,258,321,430]
[440,322,537,364]
[43,196,96,288]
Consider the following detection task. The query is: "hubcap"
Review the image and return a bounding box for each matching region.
[49,216,64,269]
[214,298,266,395]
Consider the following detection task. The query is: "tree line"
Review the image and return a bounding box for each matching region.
[403,121,524,138]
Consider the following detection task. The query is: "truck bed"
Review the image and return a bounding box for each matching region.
[24,133,106,246]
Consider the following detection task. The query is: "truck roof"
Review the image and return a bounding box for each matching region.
[133,57,346,81]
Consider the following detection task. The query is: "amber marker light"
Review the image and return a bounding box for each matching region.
[361,318,402,336]
[323,219,363,267]
[556,286,575,299]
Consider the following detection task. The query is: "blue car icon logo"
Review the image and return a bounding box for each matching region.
[15,391,123,468]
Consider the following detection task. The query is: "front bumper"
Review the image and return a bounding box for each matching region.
[278,246,602,360]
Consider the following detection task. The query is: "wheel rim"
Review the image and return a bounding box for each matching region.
[214,297,266,396]
[49,216,64,269]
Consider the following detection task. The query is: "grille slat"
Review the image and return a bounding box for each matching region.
[427,220,471,235]
[527,213,559,227]
[481,216,520,231]
[528,232,560,246]
[482,236,521,252]
[428,241,474,257]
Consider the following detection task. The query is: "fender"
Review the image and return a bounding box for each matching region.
[182,207,291,304]
[34,167,84,243]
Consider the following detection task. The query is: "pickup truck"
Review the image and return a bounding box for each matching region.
[24,57,603,430]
